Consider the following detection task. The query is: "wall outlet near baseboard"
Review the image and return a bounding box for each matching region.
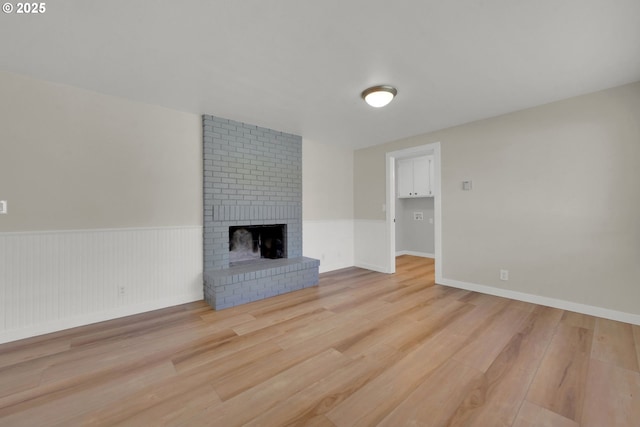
[500,269,509,281]
[118,286,126,296]
[0,201,6,214]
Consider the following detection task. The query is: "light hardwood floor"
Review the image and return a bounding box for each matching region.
[0,256,638,426]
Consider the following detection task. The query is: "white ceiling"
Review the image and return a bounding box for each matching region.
[1,0,639,149]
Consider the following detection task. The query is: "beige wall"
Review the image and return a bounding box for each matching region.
[302,139,355,272]
[0,71,202,232]
[302,139,354,220]
[0,71,359,341]
[355,82,640,316]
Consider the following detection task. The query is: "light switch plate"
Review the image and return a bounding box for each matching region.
[0,201,6,214]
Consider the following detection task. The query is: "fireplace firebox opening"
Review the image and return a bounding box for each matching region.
[229,224,286,266]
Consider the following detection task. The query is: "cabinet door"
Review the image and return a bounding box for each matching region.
[412,156,430,196]
[397,158,414,197]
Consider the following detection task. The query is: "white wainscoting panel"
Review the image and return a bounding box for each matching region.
[354,219,389,273]
[0,226,203,344]
[303,220,354,273]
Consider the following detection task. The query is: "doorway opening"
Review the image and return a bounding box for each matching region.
[385,142,442,282]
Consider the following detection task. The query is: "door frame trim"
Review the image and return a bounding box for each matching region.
[385,141,442,281]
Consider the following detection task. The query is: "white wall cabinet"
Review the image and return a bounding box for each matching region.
[397,155,434,198]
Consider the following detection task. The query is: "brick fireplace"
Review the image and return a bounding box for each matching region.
[202,115,319,310]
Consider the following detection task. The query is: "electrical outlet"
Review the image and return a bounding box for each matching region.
[118,286,126,296]
[0,201,6,214]
[500,269,509,281]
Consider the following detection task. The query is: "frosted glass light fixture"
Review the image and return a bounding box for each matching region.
[361,85,397,108]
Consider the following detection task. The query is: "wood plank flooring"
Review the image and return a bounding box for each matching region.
[0,255,638,426]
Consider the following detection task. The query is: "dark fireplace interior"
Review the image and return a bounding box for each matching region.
[229,224,286,266]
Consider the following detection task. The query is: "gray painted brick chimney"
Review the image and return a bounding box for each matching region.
[203,115,319,309]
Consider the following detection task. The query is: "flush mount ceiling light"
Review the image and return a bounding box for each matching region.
[361,85,397,108]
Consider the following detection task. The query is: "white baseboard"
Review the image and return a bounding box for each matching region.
[354,262,389,274]
[439,277,640,326]
[318,260,355,273]
[0,293,203,345]
[396,250,435,258]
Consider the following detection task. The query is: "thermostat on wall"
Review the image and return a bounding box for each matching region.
[0,201,6,214]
